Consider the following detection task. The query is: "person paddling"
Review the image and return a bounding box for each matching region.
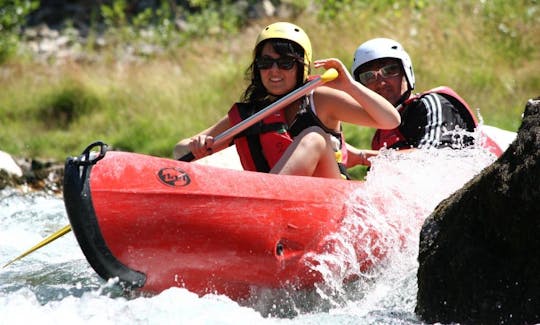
[346,38,480,167]
[174,22,399,178]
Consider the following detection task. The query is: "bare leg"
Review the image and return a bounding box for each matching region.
[270,126,341,178]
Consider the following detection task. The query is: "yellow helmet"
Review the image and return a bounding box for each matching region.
[255,22,312,81]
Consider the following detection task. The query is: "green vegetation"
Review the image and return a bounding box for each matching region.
[0,0,39,62]
[1,0,539,172]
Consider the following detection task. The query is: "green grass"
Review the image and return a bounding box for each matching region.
[0,1,538,162]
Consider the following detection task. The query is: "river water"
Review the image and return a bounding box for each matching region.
[0,145,499,324]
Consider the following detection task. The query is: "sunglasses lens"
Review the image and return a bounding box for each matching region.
[358,71,376,85]
[277,58,296,70]
[381,64,401,77]
[256,58,273,69]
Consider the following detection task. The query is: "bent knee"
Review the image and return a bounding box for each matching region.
[296,126,327,140]
[295,126,330,150]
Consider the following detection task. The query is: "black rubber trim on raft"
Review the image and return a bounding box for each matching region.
[63,155,146,289]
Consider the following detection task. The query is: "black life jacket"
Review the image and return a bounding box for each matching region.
[371,86,477,150]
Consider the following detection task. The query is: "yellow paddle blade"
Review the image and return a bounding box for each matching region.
[2,224,72,269]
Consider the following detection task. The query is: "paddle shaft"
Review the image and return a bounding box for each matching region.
[2,224,72,268]
[178,68,338,162]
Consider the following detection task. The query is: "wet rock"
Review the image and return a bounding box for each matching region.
[416,97,540,324]
[0,151,23,177]
[0,152,63,194]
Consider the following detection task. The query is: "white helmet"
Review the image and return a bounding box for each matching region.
[351,38,415,90]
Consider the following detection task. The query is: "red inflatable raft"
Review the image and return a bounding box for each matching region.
[63,137,505,300]
[63,142,380,300]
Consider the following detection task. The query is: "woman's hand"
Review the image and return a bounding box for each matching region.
[173,135,214,160]
[188,134,215,158]
[173,115,231,160]
[313,58,355,90]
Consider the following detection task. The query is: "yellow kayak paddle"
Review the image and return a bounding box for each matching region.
[2,224,72,268]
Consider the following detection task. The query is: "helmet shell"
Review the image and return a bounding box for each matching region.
[255,22,312,81]
[351,38,415,90]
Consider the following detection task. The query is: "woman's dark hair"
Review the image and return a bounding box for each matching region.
[241,39,305,109]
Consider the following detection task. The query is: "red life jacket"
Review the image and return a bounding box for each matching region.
[371,86,477,150]
[228,103,293,172]
[228,96,352,178]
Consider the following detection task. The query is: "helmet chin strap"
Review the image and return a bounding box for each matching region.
[394,89,412,108]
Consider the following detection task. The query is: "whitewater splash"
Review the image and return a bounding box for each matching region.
[303,144,498,310]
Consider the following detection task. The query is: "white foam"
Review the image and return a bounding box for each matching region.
[305,145,497,305]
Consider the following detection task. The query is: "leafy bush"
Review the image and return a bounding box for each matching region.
[0,0,39,63]
[98,0,251,51]
[37,84,101,129]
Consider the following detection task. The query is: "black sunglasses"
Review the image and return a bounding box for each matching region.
[256,56,297,70]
